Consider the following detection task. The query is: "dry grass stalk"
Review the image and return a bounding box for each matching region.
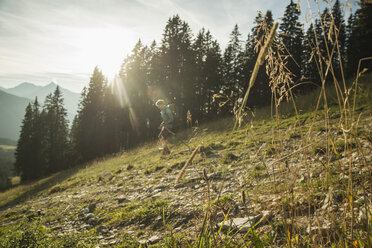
[175,145,201,184]
[202,168,211,207]
[234,22,279,129]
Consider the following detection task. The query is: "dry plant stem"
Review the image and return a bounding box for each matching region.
[203,168,210,207]
[175,145,201,184]
[352,57,372,121]
[348,57,372,243]
[234,22,279,130]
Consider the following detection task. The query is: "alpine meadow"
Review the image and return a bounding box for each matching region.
[0,0,371,247]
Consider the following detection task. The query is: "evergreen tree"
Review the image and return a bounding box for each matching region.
[15,99,45,181]
[303,23,321,85]
[119,40,159,145]
[222,24,244,110]
[192,29,223,119]
[279,0,304,88]
[346,2,372,76]
[160,15,194,116]
[204,38,223,117]
[243,11,273,107]
[345,14,358,77]
[43,86,69,173]
[331,0,346,78]
[71,67,107,162]
[102,87,126,154]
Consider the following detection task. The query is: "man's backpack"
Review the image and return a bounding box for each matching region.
[166,103,180,127]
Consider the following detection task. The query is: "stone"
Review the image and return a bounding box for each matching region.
[51,226,62,231]
[80,224,91,230]
[138,239,147,246]
[148,235,161,244]
[219,216,260,233]
[87,217,98,225]
[79,208,89,217]
[97,225,109,234]
[358,208,367,223]
[117,196,130,204]
[85,213,95,220]
[260,210,272,225]
[152,192,162,198]
[306,222,332,235]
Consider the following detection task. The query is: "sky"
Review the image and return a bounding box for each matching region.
[0,0,358,93]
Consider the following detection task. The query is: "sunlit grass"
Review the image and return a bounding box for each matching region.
[0,145,15,150]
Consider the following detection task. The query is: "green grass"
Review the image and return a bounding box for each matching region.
[0,73,371,247]
[0,145,16,150]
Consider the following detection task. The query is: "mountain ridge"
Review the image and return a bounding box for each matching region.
[0,82,81,140]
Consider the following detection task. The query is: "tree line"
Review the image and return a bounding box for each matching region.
[15,0,372,181]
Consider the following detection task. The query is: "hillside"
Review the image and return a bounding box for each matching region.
[3,82,80,123]
[3,82,44,98]
[0,78,371,247]
[0,90,32,140]
[0,83,80,140]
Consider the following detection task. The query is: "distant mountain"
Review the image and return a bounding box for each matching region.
[0,138,16,146]
[0,82,81,140]
[4,82,43,98]
[0,90,31,140]
[2,82,80,124]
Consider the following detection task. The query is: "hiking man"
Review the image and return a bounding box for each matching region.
[156,99,175,140]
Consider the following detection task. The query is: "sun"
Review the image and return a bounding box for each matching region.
[66,25,136,81]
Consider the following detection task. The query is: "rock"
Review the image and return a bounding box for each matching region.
[153,185,167,191]
[138,239,147,246]
[151,192,161,198]
[85,213,95,220]
[137,235,161,246]
[79,208,89,217]
[260,210,272,225]
[148,235,161,244]
[97,225,109,234]
[80,224,91,230]
[117,196,130,204]
[51,226,62,231]
[306,222,332,235]
[358,208,367,223]
[87,217,98,225]
[219,216,261,233]
[108,240,118,246]
[174,183,185,189]
[209,171,223,180]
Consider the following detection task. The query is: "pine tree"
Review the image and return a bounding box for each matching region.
[243,11,273,107]
[15,98,45,181]
[331,0,346,78]
[204,37,223,118]
[345,14,358,77]
[119,40,159,145]
[279,0,304,88]
[303,23,321,85]
[222,24,244,110]
[43,86,69,173]
[192,29,223,119]
[71,67,107,162]
[345,2,372,75]
[160,15,194,115]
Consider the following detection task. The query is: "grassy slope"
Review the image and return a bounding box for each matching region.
[0,76,371,247]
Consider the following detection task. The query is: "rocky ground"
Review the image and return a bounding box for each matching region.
[0,96,371,247]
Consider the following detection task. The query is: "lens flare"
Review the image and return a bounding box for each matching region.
[110,76,140,135]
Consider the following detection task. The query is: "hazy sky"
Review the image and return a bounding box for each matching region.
[0,0,357,93]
